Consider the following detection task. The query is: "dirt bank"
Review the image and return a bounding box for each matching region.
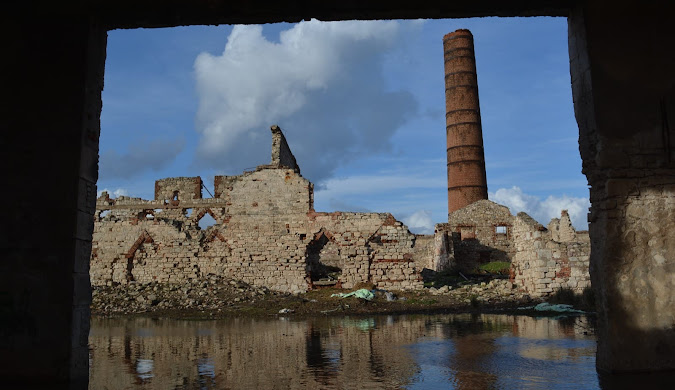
[90,275,559,320]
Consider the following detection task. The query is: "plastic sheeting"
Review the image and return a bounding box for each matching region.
[331,289,375,301]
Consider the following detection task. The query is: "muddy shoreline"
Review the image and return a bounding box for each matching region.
[91,275,592,320]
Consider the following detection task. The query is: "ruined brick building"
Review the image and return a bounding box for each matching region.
[436,29,591,295]
[91,126,426,293]
[90,29,591,297]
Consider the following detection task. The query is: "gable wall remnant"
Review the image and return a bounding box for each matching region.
[447,199,515,270]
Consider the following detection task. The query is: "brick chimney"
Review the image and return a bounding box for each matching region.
[444,29,488,217]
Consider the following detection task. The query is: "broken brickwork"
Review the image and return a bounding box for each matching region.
[435,199,590,296]
[444,29,488,215]
[442,199,515,271]
[509,211,591,296]
[91,126,423,293]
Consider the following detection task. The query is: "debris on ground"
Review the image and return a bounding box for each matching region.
[330,289,375,301]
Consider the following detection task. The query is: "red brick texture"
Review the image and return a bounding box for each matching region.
[444,29,488,215]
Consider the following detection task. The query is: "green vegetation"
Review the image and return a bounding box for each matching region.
[478,261,511,274]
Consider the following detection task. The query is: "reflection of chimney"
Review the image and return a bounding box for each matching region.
[444,29,488,217]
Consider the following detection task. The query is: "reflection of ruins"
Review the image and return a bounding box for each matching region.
[89,314,596,389]
[89,316,423,389]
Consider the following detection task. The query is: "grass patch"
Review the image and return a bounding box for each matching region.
[478,261,511,274]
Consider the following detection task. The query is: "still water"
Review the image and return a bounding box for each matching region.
[89,314,599,389]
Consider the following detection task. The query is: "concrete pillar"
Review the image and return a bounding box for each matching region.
[569,3,675,373]
[0,18,106,387]
[444,29,488,216]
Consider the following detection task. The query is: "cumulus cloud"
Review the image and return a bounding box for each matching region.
[97,188,128,198]
[100,138,185,179]
[193,19,420,183]
[402,210,434,234]
[489,186,590,230]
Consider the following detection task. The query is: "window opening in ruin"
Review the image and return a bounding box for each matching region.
[198,213,217,230]
[99,210,111,219]
[459,226,476,241]
[172,191,179,201]
[139,210,155,220]
[306,232,342,284]
[184,208,193,217]
[495,225,507,235]
[201,183,214,199]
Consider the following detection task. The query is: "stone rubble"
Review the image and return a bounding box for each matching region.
[91,274,277,316]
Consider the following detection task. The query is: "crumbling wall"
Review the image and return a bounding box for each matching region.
[91,127,423,293]
[430,224,455,272]
[547,209,578,242]
[221,169,313,215]
[305,212,422,290]
[510,212,591,296]
[270,124,300,173]
[154,176,202,201]
[410,234,436,271]
[447,199,515,270]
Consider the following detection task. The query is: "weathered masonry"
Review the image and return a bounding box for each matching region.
[434,200,591,296]
[444,29,489,215]
[440,30,591,296]
[91,126,424,293]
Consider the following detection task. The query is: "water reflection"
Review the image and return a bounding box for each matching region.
[89,314,598,389]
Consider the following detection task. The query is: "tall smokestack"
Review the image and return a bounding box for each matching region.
[444,29,488,217]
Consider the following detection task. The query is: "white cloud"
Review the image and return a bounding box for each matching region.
[97,188,128,198]
[193,19,421,183]
[402,210,434,234]
[489,186,590,230]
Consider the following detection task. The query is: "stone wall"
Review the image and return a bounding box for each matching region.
[510,212,591,296]
[410,234,437,271]
[154,176,202,201]
[447,199,515,270]
[431,225,455,272]
[91,126,423,293]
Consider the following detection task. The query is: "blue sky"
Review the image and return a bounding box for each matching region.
[99,17,590,233]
